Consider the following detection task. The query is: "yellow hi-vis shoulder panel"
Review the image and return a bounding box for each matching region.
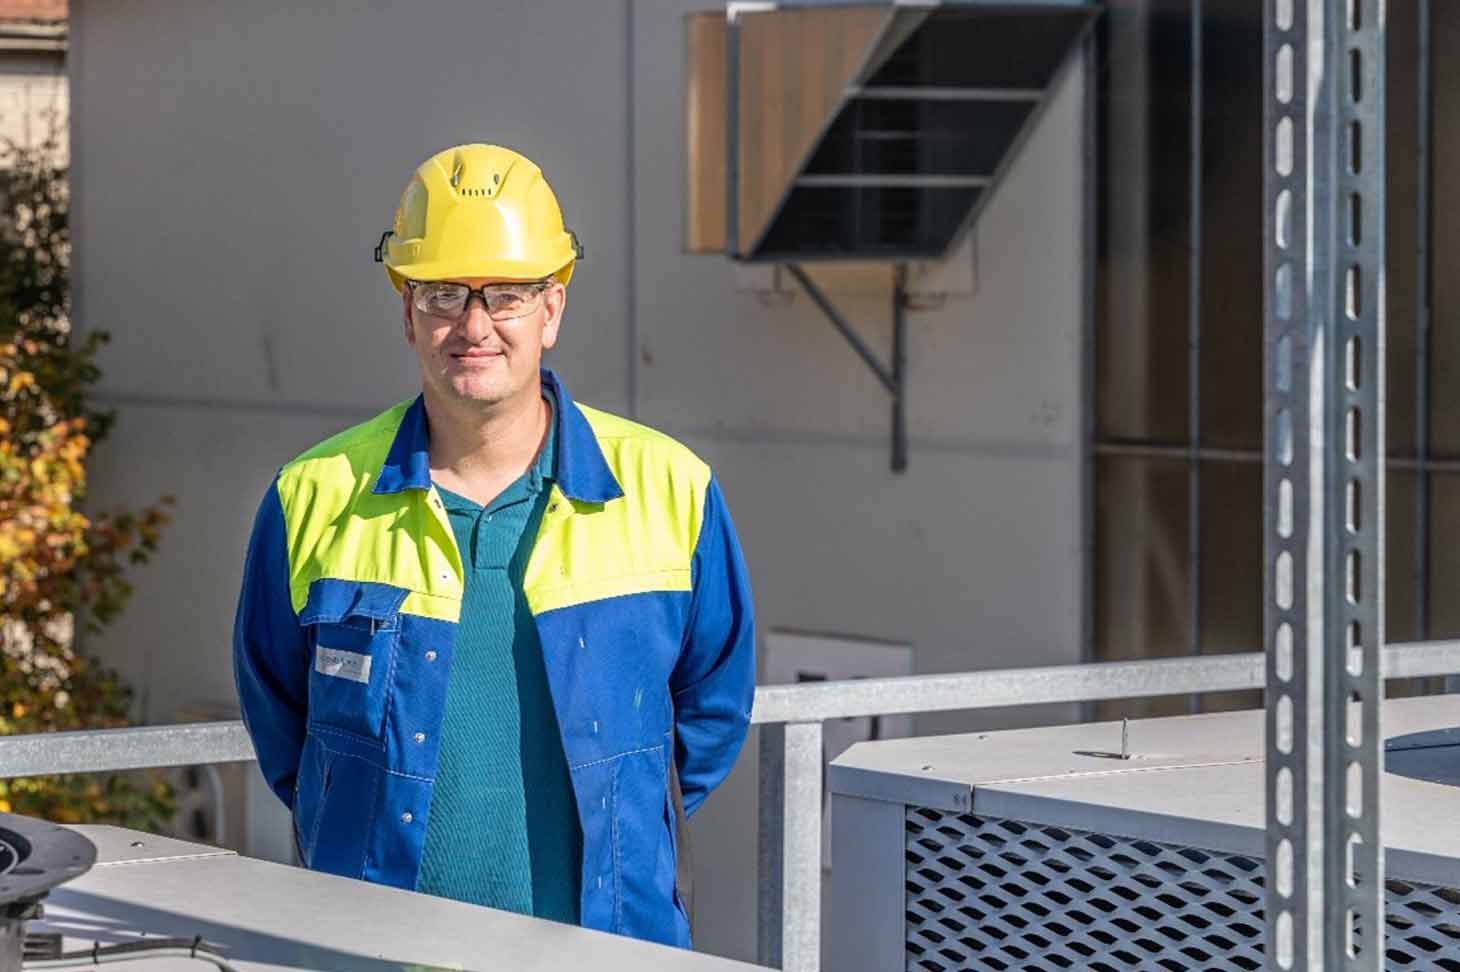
[522,405,711,616]
[275,402,464,623]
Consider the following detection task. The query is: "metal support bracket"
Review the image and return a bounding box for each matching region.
[784,262,909,473]
[1264,1,1385,968]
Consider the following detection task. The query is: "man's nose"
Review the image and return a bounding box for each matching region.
[460,299,495,343]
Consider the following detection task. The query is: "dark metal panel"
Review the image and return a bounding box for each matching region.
[1196,459,1262,714]
[1424,475,1460,641]
[803,98,1036,177]
[1427,0,1460,456]
[1387,0,1421,464]
[1197,0,1265,452]
[1095,1,1195,445]
[1386,471,1421,647]
[865,6,1094,89]
[754,185,981,259]
[1092,455,1192,722]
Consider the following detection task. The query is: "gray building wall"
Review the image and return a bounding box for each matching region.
[70,1,1087,961]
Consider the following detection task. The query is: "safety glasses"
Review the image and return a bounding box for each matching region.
[408,280,552,322]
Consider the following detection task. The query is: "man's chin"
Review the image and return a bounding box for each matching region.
[443,375,516,407]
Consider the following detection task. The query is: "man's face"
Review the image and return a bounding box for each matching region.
[403,277,565,409]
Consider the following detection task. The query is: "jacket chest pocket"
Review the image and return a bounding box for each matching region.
[299,579,408,743]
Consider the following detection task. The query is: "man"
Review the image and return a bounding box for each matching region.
[233,144,755,948]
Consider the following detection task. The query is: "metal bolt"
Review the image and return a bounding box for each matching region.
[413,732,426,744]
[400,812,414,824]
[424,650,438,662]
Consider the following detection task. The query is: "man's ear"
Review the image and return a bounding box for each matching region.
[540,283,566,351]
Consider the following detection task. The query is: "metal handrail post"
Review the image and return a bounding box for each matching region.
[780,722,823,972]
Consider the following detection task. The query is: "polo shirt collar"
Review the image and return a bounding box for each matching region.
[372,368,623,504]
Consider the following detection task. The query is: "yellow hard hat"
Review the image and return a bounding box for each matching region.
[374,144,583,291]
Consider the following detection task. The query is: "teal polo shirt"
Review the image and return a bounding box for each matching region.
[416,396,582,922]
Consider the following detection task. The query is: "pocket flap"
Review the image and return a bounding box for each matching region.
[299,578,409,627]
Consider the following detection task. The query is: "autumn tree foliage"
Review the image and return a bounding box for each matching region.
[0,131,174,828]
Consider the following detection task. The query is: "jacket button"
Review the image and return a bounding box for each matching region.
[413,732,426,744]
[400,812,414,824]
[425,650,438,662]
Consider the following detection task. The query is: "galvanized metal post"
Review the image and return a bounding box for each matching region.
[1264,1,1385,969]
[780,722,823,972]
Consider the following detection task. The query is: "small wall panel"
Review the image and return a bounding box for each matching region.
[736,6,889,255]
[684,12,728,253]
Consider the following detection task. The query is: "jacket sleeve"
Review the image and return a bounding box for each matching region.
[671,475,756,817]
[232,477,309,809]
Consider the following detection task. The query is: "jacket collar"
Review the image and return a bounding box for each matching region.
[372,368,623,503]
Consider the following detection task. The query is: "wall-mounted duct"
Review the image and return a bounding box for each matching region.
[686,0,1099,262]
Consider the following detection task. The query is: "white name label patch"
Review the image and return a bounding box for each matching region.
[315,645,372,684]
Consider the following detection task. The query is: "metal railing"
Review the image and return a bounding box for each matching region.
[1,641,1458,972]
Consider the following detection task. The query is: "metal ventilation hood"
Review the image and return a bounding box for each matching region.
[685,1,1100,262]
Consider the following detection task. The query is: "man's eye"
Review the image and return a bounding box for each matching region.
[425,289,464,307]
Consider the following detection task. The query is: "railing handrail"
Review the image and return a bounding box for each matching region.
[752,638,1460,723]
[0,640,1456,779]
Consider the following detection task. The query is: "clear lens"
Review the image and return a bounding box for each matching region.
[484,288,531,316]
[413,282,469,317]
[411,281,548,320]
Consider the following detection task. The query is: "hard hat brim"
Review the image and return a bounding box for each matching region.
[386,256,575,292]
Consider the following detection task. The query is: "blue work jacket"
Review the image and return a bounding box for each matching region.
[232,370,756,948]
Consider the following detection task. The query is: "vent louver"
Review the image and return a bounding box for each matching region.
[905,809,1460,971]
[685,1,1100,261]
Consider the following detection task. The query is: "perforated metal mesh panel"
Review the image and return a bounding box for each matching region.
[905,807,1460,971]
